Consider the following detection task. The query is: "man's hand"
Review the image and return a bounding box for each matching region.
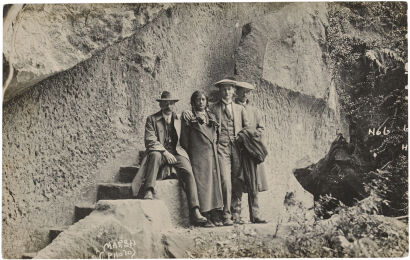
[182,110,195,122]
[163,150,177,164]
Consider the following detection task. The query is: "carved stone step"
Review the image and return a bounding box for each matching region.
[35,200,173,258]
[118,166,140,183]
[74,203,95,223]
[49,226,69,243]
[97,183,133,201]
[97,180,189,227]
[21,252,37,259]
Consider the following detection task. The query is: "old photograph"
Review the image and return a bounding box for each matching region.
[2,2,408,258]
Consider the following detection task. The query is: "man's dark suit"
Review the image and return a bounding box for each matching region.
[209,100,250,221]
[131,111,199,210]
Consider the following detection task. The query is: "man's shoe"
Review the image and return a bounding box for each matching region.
[233,219,245,225]
[143,190,153,200]
[203,220,215,228]
[223,218,234,226]
[252,217,267,224]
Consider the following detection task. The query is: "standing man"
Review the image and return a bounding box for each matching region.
[209,78,250,226]
[232,81,268,224]
[131,91,207,225]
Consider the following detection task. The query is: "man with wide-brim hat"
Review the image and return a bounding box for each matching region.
[232,81,269,224]
[214,78,238,88]
[155,91,180,102]
[208,78,251,225]
[131,91,207,225]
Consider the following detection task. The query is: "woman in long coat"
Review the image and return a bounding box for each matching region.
[180,90,223,227]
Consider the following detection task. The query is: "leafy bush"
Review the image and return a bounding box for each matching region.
[327,2,408,217]
[287,194,408,257]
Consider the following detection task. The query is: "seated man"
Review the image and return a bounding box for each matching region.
[131,91,207,225]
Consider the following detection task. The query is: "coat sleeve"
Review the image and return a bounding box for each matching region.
[144,116,166,152]
[179,116,190,154]
[255,108,265,132]
[241,105,251,128]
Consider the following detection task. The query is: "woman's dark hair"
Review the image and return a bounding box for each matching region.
[190,90,208,112]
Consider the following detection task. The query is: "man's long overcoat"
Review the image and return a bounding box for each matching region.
[240,102,268,192]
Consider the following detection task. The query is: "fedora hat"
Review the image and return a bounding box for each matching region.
[235,81,255,90]
[156,91,179,102]
[214,78,238,88]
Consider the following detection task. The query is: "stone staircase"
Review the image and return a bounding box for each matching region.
[21,149,314,258]
[22,203,95,258]
[21,151,191,258]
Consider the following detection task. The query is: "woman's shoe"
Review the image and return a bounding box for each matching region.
[192,208,207,224]
[211,213,223,226]
[213,220,223,226]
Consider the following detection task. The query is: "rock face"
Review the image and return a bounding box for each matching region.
[3,3,291,257]
[34,200,172,258]
[233,3,348,222]
[3,3,172,102]
[235,3,338,105]
[2,3,348,257]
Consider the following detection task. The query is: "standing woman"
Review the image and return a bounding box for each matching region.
[180,90,224,227]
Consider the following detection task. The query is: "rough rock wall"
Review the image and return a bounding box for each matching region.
[3,3,172,102]
[2,3,289,258]
[234,3,349,220]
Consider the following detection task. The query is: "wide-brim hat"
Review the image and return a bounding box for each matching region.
[156,91,179,102]
[214,79,238,88]
[235,81,255,90]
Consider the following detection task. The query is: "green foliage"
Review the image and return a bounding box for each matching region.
[327,2,408,216]
[186,225,292,258]
[286,194,408,257]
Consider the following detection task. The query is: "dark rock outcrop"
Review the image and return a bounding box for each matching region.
[293,134,370,206]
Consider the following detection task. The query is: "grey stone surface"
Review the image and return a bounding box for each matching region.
[3,3,172,102]
[34,199,172,258]
[3,4,289,257]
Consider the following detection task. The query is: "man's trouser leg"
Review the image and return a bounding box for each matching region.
[231,142,243,221]
[231,178,243,222]
[173,154,200,209]
[218,143,233,220]
[248,192,260,222]
[142,151,164,192]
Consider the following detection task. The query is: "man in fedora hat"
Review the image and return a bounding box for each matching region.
[131,91,207,225]
[232,81,268,224]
